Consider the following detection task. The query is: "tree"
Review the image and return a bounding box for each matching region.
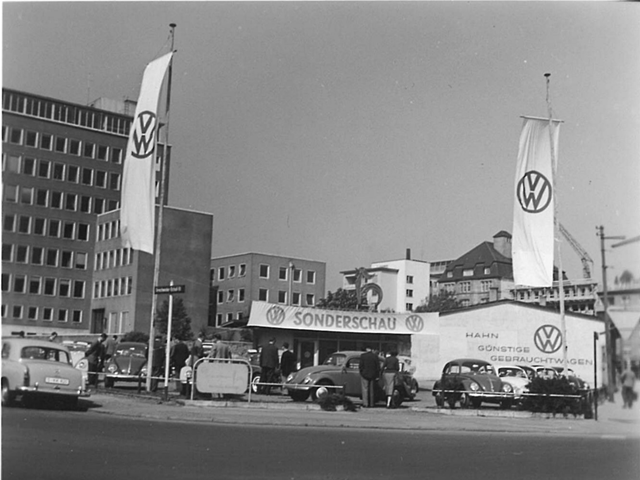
[415,290,461,313]
[316,288,366,311]
[155,297,193,341]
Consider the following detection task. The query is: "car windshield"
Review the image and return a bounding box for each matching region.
[116,344,146,358]
[323,353,347,367]
[453,361,496,375]
[21,346,71,364]
[499,368,527,378]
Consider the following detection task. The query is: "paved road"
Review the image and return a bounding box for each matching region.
[3,404,639,480]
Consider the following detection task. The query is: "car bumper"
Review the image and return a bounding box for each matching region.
[285,383,314,392]
[16,386,89,397]
[105,374,143,382]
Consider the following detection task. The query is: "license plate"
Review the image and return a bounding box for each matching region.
[45,377,70,385]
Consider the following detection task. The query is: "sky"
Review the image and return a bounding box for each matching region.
[3,1,639,293]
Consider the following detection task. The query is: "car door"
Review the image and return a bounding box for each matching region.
[343,356,362,396]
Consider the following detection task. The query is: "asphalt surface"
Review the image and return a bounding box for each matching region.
[80,385,640,438]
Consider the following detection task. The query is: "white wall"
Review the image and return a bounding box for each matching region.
[410,302,605,389]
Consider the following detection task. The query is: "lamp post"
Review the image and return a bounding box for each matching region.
[596,225,625,401]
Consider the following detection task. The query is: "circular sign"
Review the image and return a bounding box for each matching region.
[405,315,424,333]
[131,110,158,159]
[265,306,286,326]
[534,324,563,354]
[517,170,552,213]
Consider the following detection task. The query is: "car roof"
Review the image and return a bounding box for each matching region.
[446,358,492,365]
[3,337,70,350]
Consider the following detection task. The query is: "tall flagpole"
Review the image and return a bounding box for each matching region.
[545,73,568,377]
[146,24,177,391]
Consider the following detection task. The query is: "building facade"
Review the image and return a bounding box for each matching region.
[2,88,169,336]
[209,253,326,327]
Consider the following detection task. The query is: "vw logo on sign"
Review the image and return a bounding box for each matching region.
[534,325,563,354]
[517,170,552,214]
[405,315,424,333]
[131,110,158,159]
[266,306,286,326]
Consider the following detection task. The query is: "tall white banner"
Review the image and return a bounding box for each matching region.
[120,52,173,254]
[512,117,560,287]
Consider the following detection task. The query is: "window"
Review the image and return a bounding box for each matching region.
[4,214,15,231]
[210,269,215,283]
[46,248,58,267]
[292,292,301,306]
[481,280,492,292]
[216,314,223,326]
[54,136,67,153]
[67,165,79,183]
[10,127,23,144]
[43,308,53,322]
[95,170,106,188]
[293,268,302,282]
[52,163,65,180]
[23,157,35,175]
[229,265,236,278]
[238,288,245,302]
[1,273,9,292]
[97,145,108,161]
[13,305,24,319]
[63,222,75,239]
[406,275,414,284]
[48,219,60,237]
[30,247,43,265]
[2,244,13,262]
[20,186,33,205]
[14,275,26,293]
[40,133,52,150]
[16,246,28,263]
[446,271,453,278]
[463,269,473,277]
[68,139,80,156]
[80,196,91,213]
[33,218,45,235]
[29,276,41,294]
[77,223,89,241]
[75,252,87,269]
[111,148,122,163]
[443,283,455,293]
[259,264,270,279]
[227,313,234,323]
[239,264,246,277]
[218,267,226,281]
[94,198,105,214]
[4,155,20,173]
[81,168,93,185]
[60,251,72,268]
[25,131,38,147]
[50,191,62,209]
[278,291,287,304]
[461,299,470,307]
[72,310,82,323]
[406,303,413,311]
[27,307,38,321]
[259,288,268,301]
[57,309,68,322]
[279,266,288,280]
[4,185,18,203]
[484,267,491,275]
[227,290,235,302]
[83,142,95,158]
[65,193,77,211]
[109,172,120,190]
[107,199,119,212]
[217,290,224,304]
[460,281,471,293]
[73,281,85,298]
[406,289,413,297]
[59,279,71,297]
[306,294,315,306]
[18,216,31,234]
[36,189,48,206]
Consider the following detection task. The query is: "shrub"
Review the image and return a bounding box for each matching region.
[521,376,592,417]
[318,392,358,412]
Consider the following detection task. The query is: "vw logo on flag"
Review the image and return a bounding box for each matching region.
[131,110,158,159]
[517,170,552,213]
[405,315,424,333]
[534,325,563,354]
[266,306,286,326]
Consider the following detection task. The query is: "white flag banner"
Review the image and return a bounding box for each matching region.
[120,52,173,254]
[512,117,560,287]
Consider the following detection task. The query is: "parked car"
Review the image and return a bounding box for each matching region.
[63,341,89,367]
[531,365,558,380]
[102,342,156,389]
[517,365,536,381]
[2,338,89,408]
[397,355,419,393]
[548,366,590,390]
[284,350,417,405]
[432,358,514,409]
[496,365,530,401]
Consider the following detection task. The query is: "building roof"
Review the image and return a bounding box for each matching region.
[437,241,513,283]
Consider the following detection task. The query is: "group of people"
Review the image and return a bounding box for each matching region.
[84,333,118,386]
[359,346,400,408]
[258,338,296,395]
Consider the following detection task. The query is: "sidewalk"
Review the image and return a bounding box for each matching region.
[84,386,640,438]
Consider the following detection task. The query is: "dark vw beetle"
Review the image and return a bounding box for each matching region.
[285,350,417,405]
[103,342,156,389]
[432,358,514,409]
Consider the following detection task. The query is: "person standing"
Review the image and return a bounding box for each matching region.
[85,333,107,387]
[359,346,380,408]
[259,337,279,395]
[208,333,232,360]
[621,366,637,409]
[171,337,190,375]
[103,335,117,361]
[280,342,296,379]
[382,351,400,409]
[190,332,205,366]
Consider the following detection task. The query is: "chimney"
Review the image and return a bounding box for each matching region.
[493,231,512,258]
[406,248,411,260]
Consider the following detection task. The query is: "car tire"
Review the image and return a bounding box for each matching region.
[289,390,310,402]
[311,381,333,401]
[434,392,445,408]
[251,375,261,394]
[104,377,114,389]
[459,393,472,409]
[1,379,14,407]
[392,388,403,408]
[410,379,419,398]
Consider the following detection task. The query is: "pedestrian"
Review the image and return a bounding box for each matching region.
[85,333,107,387]
[359,345,380,408]
[621,366,637,409]
[48,331,59,343]
[382,350,400,409]
[171,337,190,375]
[208,333,232,360]
[103,335,117,361]
[259,337,279,395]
[280,342,296,379]
[190,332,205,366]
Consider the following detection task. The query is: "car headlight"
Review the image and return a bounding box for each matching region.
[76,359,88,370]
[286,374,295,382]
[502,383,513,393]
[469,382,480,391]
[140,367,147,376]
[107,364,118,374]
[302,376,313,385]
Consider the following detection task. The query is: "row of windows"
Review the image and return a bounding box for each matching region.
[93,277,133,299]
[213,263,317,284]
[215,312,243,326]
[3,155,121,190]
[2,127,123,163]
[256,288,315,307]
[4,214,90,241]
[97,221,121,242]
[1,303,83,323]
[95,248,133,271]
[4,185,118,215]
[446,266,492,279]
[2,273,85,298]
[2,244,87,269]
[441,281,493,294]
[3,90,132,136]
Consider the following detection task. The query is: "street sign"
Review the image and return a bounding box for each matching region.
[154,284,185,294]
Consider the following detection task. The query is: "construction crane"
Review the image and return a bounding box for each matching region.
[559,223,594,279]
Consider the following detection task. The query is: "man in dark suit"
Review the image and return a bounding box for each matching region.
[359,346,380,407]
[259,337,279,395]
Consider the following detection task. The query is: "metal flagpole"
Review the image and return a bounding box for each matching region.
[146,23,177,391]
[544,73,568,376]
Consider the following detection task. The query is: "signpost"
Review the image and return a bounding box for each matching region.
[155,282,185,400]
